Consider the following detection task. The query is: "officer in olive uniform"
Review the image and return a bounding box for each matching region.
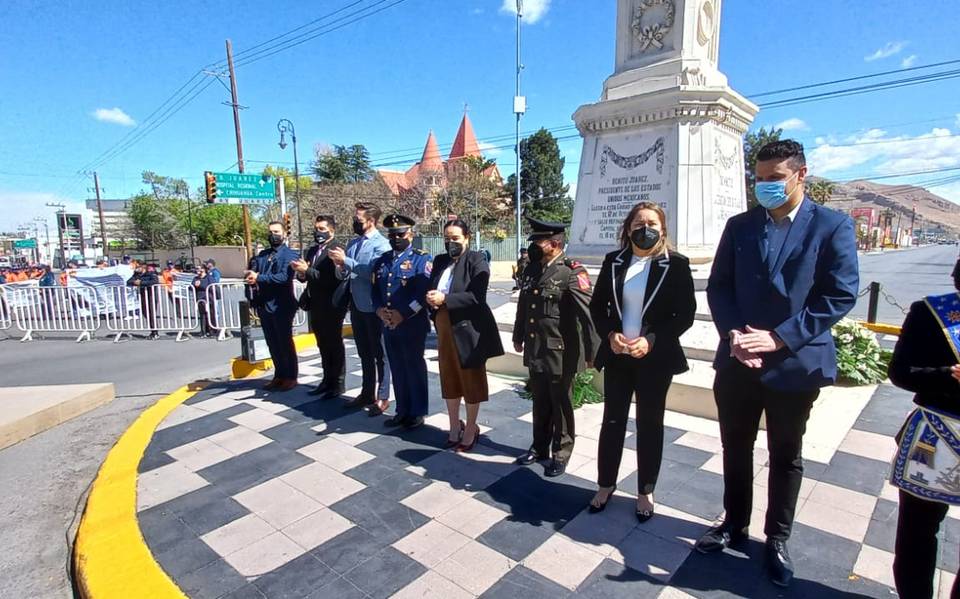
[372,214,433,429]
[513,217,599,477]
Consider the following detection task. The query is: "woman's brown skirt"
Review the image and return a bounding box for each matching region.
[435,306,489,404]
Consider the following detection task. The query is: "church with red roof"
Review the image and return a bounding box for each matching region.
[378,113,502,199]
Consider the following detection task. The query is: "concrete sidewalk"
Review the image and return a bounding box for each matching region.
[71,338,949,598]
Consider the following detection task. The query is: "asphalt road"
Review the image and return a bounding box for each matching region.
[849,243,958,325]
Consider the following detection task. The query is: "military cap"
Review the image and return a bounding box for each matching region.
[383,214,416,233]
[526,216,569,241]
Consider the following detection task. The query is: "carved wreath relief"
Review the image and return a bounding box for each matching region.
[632,0,676,52]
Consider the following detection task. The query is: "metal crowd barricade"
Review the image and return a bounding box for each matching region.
[205,282,248,341]
[105,284,200,342]
[0,285,11,331]
[9,285,100,343]
[293,280,307,328]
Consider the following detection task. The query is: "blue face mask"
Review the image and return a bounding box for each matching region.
[755,172,799,210]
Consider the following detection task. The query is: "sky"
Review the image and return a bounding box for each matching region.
[2,0,959,236]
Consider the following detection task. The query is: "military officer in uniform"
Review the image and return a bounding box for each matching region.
[372,214,433,429]
[513,217,599,477]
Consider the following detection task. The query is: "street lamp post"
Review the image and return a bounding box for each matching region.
[277,118,304,251]
[46,202,66,268]
[514,0,526,260]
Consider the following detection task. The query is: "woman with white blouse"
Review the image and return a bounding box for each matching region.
[586,202,696,521]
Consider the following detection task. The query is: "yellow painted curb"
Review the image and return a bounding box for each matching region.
[230,324,354,381]
[73,381,209,599]
[857,321,902,336]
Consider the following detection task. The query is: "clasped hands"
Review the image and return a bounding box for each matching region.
[424,290,446,309]
[243,271,258,285]
[609,332,651,359]
[729,326,784,369]
[377,307,404,329]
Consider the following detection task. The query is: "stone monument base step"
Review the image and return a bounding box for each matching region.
[0,383,116,450]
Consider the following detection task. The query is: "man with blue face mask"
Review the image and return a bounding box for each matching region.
[698,140,859,587]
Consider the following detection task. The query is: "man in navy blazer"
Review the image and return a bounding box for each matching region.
[696,140,859,587]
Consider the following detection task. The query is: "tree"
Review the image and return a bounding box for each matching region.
[439,156,509,238]
[128,192,182,250]
[806,179,836,205]
[743,127,783,209]
[503,128,573,224]
[313,144,374,184]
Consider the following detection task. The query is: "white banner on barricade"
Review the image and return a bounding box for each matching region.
[9,286,100,343]
[68,266,134,317]
[105,284,200,342]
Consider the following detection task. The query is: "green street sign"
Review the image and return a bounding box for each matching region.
[13,239,37,249]
[206,172,276,205]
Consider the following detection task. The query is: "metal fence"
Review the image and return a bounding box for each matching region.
[0,286,10,330]
[5,285,101,342]
[203,281,307,341]
[105,285,201,342]
[415,236,522,262]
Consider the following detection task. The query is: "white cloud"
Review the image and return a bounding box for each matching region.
[92,107,136,127]
[808,127,960,189]
[0,190,90,234]
[775,118,808,131]
[500,0,551,24]
[864,41,906,62]
[901,54,918,68]
[478,141,503,158]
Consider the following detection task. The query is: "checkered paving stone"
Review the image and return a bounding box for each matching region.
[137,337,955,598]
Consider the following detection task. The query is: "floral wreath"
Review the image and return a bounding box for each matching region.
[632,0,676,51]
[599,137,665,177]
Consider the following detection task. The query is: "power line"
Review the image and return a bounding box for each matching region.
[233,0,410,69]
[758,68,960,109]
[747,58,960,99]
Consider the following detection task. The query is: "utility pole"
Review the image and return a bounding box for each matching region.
[225,39,253,260]
[47,203,66,268]
[513,0,526,260]
[93,171,107,258]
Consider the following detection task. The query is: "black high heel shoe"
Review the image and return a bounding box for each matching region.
[588,486,616,514]
[443,420,465,449]
[636,498,655,523]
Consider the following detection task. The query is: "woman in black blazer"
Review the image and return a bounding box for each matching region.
[425,219,505,452]
[587,202,696,521]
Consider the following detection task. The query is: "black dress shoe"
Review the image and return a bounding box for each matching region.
[384,414,406,428]
[308,384,330,396]
[322,387,345,400]
[544,458,566,478]
[694,524,748,554]
[766,539,794,587]
[514,449,541,466]
[403,416,424,430]
[343,396,375,409]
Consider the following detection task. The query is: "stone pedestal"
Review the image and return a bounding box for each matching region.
[568,0,758,262]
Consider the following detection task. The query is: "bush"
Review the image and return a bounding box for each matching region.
[832,318,890,385]
[517,368,604,409]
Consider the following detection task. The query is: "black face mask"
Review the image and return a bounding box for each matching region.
[314,231,331,245]
[445,241,464,259]
[352,218,365,236]
[268,233,284,248]
[527,242,544,263]
[630,226,660,251]
[389,238,410,252]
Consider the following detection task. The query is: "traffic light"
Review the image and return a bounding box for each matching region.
[283,213,292,237]
[204,171,218,203]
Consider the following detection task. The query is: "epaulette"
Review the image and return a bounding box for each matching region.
[563,258,582,269]
[413,248,429,256]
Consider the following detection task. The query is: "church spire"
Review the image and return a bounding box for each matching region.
[449,113,481,159]
[420,130,442,171]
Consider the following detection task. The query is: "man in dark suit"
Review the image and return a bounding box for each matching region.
[245,221,301,392]
[292,214,347,399]
[698,140,859,587]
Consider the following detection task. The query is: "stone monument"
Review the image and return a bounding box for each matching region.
[568,0,758,261]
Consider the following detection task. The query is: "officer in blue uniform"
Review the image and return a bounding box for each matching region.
[245,221,301,392]
[372,214,433,429]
